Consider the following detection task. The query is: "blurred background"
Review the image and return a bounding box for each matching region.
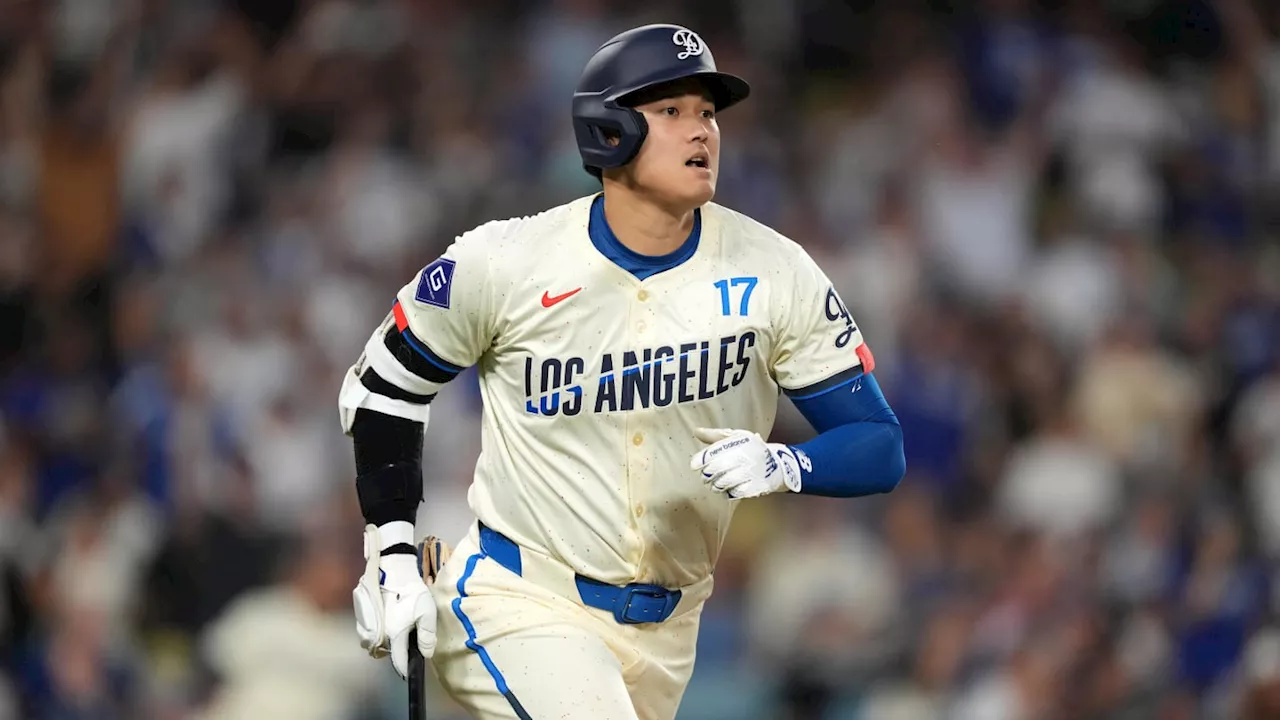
[1,0,1280,718]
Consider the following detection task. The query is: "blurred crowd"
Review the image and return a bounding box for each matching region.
[1,0,1280,718]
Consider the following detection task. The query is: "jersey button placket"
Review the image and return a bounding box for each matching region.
[627,289,654,567]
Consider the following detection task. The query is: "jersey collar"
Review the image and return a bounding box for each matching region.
[587,194,701,280]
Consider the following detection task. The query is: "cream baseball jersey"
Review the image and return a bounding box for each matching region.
[338,194,874,589]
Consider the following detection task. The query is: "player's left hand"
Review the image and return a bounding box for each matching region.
[353,524,438,679]
[690,427,803,499]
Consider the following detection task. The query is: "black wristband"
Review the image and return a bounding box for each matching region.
[381,543,417,556]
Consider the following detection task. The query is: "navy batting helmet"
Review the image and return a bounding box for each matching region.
[572,24,750,178]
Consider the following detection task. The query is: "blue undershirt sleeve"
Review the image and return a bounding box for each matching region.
[786,372,906,498]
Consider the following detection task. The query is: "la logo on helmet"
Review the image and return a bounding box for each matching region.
[672,29,704,60]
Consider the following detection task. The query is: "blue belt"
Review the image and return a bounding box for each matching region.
[478,523,682,625]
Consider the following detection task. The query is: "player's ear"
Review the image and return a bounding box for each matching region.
[602,128,621,147]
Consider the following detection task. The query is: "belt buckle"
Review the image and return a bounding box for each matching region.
[614,584,678,625]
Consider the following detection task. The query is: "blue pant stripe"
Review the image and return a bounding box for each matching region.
[451,551,533,718]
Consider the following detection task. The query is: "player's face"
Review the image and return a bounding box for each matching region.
[628,87,720,209]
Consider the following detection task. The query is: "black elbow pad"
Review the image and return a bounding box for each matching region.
[351,409,425,526]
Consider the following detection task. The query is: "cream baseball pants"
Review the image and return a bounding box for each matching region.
[429,522,713,720]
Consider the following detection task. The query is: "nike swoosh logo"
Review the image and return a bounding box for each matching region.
[541,288,582,308]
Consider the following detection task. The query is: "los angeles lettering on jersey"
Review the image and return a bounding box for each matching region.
[523,331,757,416]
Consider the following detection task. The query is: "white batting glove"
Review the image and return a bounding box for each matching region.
[352,523,437,679]
[690,428,805,499]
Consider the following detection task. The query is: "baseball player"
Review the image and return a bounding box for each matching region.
[338,23,906,720]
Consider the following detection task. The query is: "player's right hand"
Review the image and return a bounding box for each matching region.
[690,427,803,498]
[352,524,437,678]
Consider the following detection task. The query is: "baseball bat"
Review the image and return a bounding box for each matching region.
[408,630,426,720]
[408,536,449,720]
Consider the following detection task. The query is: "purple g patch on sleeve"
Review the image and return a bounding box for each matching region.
[414,258,456,309]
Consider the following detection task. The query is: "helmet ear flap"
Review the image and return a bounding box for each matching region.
[571,97,648,176]
[606,106,647,166]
